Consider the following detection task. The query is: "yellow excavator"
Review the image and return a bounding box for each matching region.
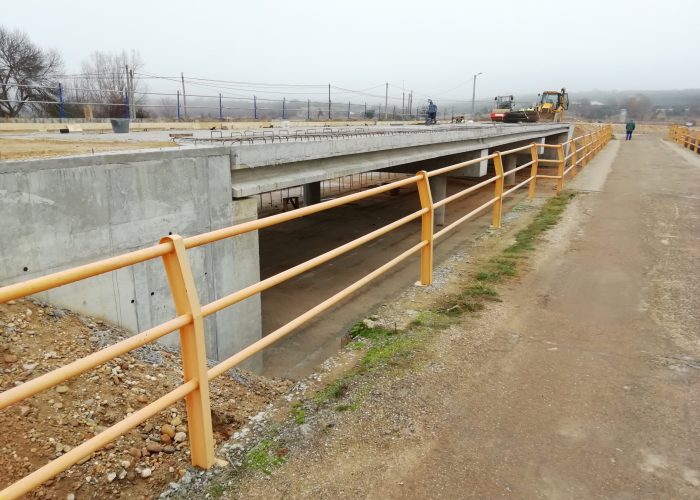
[536,87,569,122]
[503,87,569,123]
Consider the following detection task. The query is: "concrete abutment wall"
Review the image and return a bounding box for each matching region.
[0,148,261,369]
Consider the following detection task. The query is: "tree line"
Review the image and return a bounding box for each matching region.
[0,26,145,119]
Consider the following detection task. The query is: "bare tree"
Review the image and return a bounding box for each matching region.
[73,50,146,118]
[0,26,63,117]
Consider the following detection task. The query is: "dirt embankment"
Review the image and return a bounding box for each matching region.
[0,300,291,499]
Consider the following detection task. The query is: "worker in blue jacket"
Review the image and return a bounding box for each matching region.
[427,99,438,124]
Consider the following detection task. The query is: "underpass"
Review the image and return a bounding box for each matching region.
[0,122,572,372]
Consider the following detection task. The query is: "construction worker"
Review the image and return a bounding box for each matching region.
[427,99,438,124]
[625,119,636,140]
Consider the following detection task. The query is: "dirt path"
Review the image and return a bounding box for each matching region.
[224,133,700,499]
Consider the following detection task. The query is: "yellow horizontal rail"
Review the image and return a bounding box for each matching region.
[0,124,612,499]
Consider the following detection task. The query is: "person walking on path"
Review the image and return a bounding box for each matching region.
[625,119,636,140]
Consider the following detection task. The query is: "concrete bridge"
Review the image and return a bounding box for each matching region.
[0,123,572,369]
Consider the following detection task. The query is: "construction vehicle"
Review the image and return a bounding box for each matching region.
[536,87,569,122]
[503,87,569,123]
[490,95,515,122]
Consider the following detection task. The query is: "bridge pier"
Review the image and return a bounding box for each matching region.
[504,154,518,187]
[452,148,489,178]
[429,176,447,226]
[303,181,322,206]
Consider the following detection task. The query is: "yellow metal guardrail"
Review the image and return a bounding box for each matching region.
[0,125,612,498]
[669,124,700,151]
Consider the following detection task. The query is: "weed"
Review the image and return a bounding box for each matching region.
[314,378,350,403]
[243,438,287,475]
[463,283,498,298]
[291,402,306,424]
[361,334,420,370]
[411,310,452,328]
[476,270,501,282]
[210,482,226,498]
[349,322,393,341]
[489,257,517,276]
[505,194,574,254]
[347,340,367,350]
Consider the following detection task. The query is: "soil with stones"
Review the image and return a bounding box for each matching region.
[0,301,291,499]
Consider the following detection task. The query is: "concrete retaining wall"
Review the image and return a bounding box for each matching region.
[0,148,261,368]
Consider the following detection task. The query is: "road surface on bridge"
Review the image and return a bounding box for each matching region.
[227,133,700,499]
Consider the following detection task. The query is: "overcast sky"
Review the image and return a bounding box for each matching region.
[3,0,698,104]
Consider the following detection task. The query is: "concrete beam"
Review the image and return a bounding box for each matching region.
[230,124,571,197]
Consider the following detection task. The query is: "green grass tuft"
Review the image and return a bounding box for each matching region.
[243,438,288,475]
[210,482,226,498]
[291,402,306,424]
[505,194,574,254]
[314,378,350,403]
[348,322,394,340]
[463,283,499,298]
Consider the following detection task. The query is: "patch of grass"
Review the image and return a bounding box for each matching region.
[410,310,452,328]
[348,322,394,341]
[463,283,498,298]
[489,256,517,276]
[505,194,574,254]
[347,340,367,350]
[475,270,501,282]
[314,378,350,403]
[210,482,226,498]
[291,402,306,424]
[243,438,288,475]
[361,333,421,371]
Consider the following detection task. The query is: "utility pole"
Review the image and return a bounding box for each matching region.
[181,72,188,121]
[282,97,286,119]
[57,83,65,121]
[384,82,388,120]
[402,92,405,120]
[254,95,257,120]
[307,99,310,120]
[129,68,136,119]
[328,83,331,120]
[219,93,223,121]
[471,72,482,118]
[125,65,131,119]
[176,90,181,121]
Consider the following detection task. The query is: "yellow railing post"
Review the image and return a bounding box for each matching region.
[527,143,539,199]
[491,152,505,228]
[570,138,579,177]
[556,144,565,194]
[415,171,434,286]
[160,234,215,469]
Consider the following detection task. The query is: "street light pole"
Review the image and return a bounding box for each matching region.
[471,72,483,118]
